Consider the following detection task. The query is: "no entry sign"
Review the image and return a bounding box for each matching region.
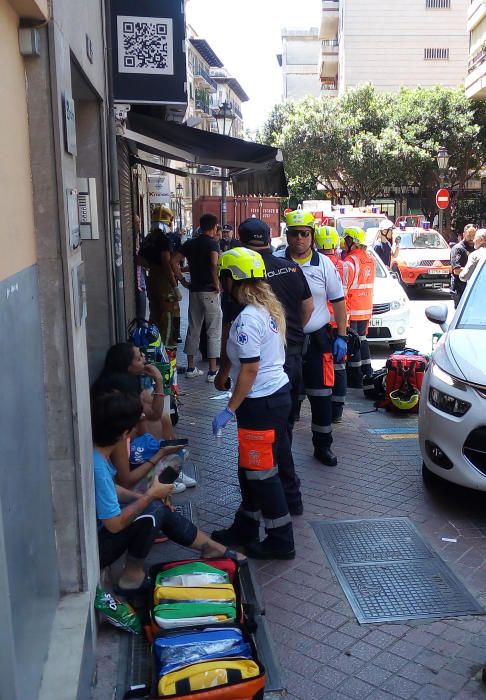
[436,188,450,210]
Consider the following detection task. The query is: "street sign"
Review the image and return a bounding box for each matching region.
[436,188,450,210]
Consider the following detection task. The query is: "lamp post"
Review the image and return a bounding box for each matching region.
[212,101,235,226]
[436,145,449,236]
[176,182,184,232]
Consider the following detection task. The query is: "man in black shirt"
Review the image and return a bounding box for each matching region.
[216,218,313,516]
[451,225,476,307]
[172,213,222,381]
[373,219,394,268]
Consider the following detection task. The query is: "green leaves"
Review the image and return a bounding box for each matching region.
[260,84,486,208]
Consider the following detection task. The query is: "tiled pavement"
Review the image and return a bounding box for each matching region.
[93,371,486,700]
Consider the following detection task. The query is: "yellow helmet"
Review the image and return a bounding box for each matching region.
[389,387,420,411]
[218,247,266,281]
[152,205,174,224]
[315,226,340,250]
[343,226,366,246]
[285,210,315,230]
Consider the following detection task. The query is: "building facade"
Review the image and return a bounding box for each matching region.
[321,0,469,96]
[279,27,321,100]
[465,0,486,98]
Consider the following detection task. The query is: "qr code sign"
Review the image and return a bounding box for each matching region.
[117,16,174,75]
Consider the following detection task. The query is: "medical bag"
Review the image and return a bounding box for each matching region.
[378,348,429,413]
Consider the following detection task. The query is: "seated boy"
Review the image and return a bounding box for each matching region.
[92,391,243,595]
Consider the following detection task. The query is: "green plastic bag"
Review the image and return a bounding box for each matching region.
[95,587,142,635]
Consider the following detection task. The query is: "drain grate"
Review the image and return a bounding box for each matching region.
[313,517,483,624]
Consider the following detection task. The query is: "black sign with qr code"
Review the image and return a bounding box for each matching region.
[111,0,187,105]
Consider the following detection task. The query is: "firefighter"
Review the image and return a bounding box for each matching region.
[342,227,376,388]
[315,225,349,423]
[210,248,295,560]
[138,205,181,350]
[276,212,347,467]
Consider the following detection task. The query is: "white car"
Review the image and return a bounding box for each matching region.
[367,249,411,350]
[419,258,486,490]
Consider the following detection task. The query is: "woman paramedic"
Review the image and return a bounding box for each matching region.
[210,248,295,561]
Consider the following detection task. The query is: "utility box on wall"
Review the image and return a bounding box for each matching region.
[192,196,281,237]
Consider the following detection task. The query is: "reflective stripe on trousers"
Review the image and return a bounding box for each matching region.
[303,328,333,450]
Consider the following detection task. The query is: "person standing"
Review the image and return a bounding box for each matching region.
[219,224,235,252]
[342,227,376,389]
[315,225,350,424]
[211,248,295,560]
[172,213,222,381]
[459,228,486,284]
[276,211,347,467]
[217,218,313,515]
[373,219,395,268]
[138,206,181,350]
[451,224,476,307]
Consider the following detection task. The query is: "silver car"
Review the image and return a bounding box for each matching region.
[419,258,486,490]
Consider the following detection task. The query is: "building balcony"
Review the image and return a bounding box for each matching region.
[467,0,486,32]
[195,89,211,115]
[320,0,339,39]
[194,66,218,92]
[465,48,486,98]
[321,38,339,55]
[321,76,338,96]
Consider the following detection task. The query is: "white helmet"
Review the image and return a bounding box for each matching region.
[379,219,394,231]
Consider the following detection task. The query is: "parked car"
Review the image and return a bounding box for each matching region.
[390,227,451,290]
[419,258,486,490]
[367,249,410,350]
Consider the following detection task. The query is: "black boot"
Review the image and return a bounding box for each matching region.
[245,538,296,560]
[287,500,304,516]
[211,526,257,547]
[314,447,338,466]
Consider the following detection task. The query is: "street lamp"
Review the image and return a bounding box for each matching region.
[436,145,450,236]
[176,182,184,232]
[212,100,235,226]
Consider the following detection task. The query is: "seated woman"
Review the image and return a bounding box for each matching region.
[92,391,243,596]
[101,341,173,441]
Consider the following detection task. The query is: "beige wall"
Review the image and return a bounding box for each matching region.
[340,0,469,93]
[0,1,37,281]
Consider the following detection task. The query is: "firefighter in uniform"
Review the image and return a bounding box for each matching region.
[276,212,348,467]
[315,225,350,423]
[342,227,376,388]
[139,205,181,350]
[210,248,295,560]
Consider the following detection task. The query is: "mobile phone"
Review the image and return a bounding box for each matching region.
[160,438,188,447]
[158,466,181,484]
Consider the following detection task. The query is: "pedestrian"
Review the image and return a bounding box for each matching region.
[219,224,236,252]
[342,227,376,389]
[276,211,347,467]
[210,248,295,559]
[217,218,313,516]
[459,228,486,283]
[138,205,181,350]
[92,391,244,596]
[373,219,395,268]
[451,224,476,308]
[171,213,223,381]
[315,225,350,424]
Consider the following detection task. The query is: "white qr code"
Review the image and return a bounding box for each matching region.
[117,16,174,75]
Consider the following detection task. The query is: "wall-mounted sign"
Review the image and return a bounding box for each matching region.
[148,175,171,204]
[77,177,100,240]
[67,188,80,249]
[63,96,77,156]
[111,0,187,105]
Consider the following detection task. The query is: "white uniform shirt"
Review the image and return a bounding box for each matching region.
[227,304,289,399]
[275,249,344,333]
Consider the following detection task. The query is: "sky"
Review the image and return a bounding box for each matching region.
[186,0,321,132]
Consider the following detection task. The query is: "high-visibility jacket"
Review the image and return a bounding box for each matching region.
[323,252,350,325]
[345,248,375,321]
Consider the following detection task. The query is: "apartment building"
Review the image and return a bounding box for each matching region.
[465,0,486,98]
[321,0,469,96]
[278,27,321,99]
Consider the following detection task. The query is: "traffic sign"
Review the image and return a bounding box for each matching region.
[436,188,450,210]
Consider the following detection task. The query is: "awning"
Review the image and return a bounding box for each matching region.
[123,112,288,197]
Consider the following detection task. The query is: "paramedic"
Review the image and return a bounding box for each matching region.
[211,248,295,560]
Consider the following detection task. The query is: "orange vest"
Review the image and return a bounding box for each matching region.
[325,253,350,325]
[345,248,375,321]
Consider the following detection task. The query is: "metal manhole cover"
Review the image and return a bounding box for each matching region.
[313,517,483,624]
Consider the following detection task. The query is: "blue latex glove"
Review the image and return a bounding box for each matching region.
[332,336,348,363]
[212,407,235,435]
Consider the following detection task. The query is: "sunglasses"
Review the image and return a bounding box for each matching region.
[288,230,311,238]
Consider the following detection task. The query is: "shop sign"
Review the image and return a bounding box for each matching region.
[111,0,187,105]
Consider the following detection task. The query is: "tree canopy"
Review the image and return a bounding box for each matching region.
[259,84,486,220]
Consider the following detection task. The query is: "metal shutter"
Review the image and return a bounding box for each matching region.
[117,139,137,327]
